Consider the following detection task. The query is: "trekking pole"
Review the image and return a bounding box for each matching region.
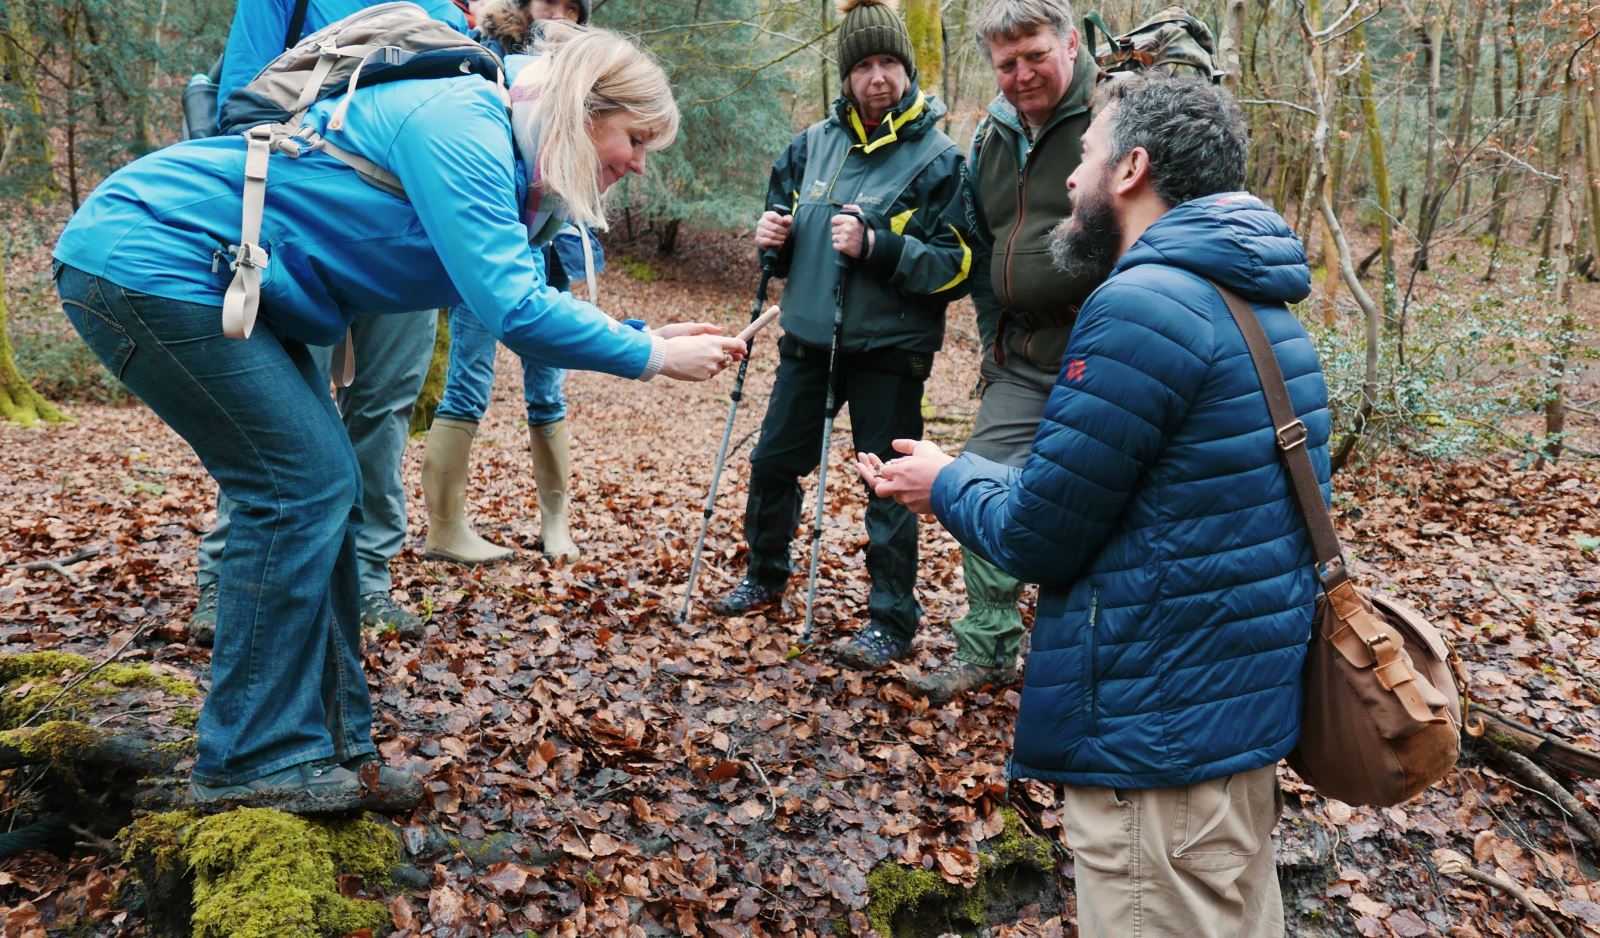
[676,206,790,624]
[798,208,862,647]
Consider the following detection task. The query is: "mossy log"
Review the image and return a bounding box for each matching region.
[1466,705,1600,779]
[0,720,183,776]
[121,809,404,938]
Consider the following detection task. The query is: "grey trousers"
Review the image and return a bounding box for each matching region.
[197,309,437,596]
[952,333,1065,665]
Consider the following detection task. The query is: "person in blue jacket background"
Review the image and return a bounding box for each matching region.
[422,0,598,567]
[53,22,745,815]
[860,73,1331,937]
[189,0,475,648]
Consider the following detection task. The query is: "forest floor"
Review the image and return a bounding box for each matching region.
[0,227,1597,937]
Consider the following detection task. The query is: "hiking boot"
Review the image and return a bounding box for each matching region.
[361,592,423,639]
[189,581,219,648]
[834,622,914,670]
[912,658,1020,704]
[190,760,364,814]
[711,576,786,616]
[343,753,424,813]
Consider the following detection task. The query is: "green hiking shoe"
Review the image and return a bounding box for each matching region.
[360,591,423,639]
[189,580,219,648]
[911,658,1020,704]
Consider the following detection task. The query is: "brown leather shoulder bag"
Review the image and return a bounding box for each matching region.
[1215,283,1461,807]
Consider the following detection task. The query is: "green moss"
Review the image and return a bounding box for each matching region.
[864,862,955,938]
[983,808,1056,873]
[187,809,396,938]
[622,259,658,283]
[831,919,852,937]
[120,809,400,938]
[866,809,1058,937]
[172,707,201,730]
[0,719,102,763]
[0,652,199,728]
[119,810,199,879]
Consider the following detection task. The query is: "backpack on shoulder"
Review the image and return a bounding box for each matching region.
[216,1,504,383]
[181,0,312,140]
[1083,6,1220,82]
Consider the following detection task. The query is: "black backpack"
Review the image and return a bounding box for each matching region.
[181,0,311,140]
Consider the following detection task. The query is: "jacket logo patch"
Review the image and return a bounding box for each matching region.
[853,194,884,206]
[808,180,827,199]
[1065,359,1086,382]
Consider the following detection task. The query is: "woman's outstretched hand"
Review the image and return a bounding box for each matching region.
[658,330,748,381]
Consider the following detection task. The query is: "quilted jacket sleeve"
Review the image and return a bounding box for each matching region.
[931,279,1214,586]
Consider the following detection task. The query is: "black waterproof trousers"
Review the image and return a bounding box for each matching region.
[742,337,927,641]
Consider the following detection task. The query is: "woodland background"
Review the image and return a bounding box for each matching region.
[0,0,1597,936]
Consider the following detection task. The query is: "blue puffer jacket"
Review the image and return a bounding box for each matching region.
[931,193,1331,789]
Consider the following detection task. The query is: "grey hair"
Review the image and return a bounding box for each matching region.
[1095,71,1248,207]
[972,0,1077,55]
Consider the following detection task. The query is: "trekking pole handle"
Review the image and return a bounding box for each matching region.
[834,207,864,271]
[759,204,791,274]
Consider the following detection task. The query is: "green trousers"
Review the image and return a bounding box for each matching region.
[953,330,1066,667]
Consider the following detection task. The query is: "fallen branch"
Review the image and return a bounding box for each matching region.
[1467,706,1600,779]
[0,723,183,777]
[8,545,105,585]
[1436,860,1570,938]
[1473,737,1600,852]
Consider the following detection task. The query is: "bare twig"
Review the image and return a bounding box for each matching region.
[1475,739,1600,851]
[749,758,779,821]
[1240,97,1317,116]
[17,618,154,730]
[1436,861,1570,938]
[9,545,105,584]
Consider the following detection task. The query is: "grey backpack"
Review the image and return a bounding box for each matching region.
[218,2,504,382]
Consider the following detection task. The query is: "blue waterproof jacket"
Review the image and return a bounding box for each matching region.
[931,193,1332,789]
[216,0,469,115]
[54,72,655,379]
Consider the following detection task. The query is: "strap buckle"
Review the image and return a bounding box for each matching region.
[1276,419,1307,451]
[227,242,269,272]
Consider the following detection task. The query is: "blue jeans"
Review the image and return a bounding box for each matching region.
[436,304,567,425]
[197,309,436,595]
[56,264,374,785]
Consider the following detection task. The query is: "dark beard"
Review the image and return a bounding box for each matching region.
[1048,182,1122,285]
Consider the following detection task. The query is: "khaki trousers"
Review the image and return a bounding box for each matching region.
[1061,764,1284,938]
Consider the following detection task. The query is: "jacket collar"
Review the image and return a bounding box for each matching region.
[832,83,938,153]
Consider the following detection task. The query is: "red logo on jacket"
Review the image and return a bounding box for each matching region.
[1065,359,1086,382]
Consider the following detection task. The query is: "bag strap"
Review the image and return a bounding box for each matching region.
[1210,282,1349,591]
[284,0,312,53]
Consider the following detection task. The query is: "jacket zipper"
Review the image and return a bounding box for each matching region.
[1086,586,1101,736]
[1001,146,1028,305]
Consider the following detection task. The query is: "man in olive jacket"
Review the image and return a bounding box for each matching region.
[915,0,1105,703]
[712,0,974,669]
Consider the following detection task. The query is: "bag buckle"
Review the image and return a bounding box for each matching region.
[1276,419,1307,451]
[227,242,269,272]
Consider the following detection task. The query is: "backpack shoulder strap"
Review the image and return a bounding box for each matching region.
[283,0,312,52]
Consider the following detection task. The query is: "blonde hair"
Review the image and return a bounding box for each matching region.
[510,22,679,230]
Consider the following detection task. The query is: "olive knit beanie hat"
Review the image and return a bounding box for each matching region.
[836,0,915,83]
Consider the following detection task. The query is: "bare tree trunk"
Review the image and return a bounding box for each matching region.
[1451,2,1487,220]
[1483,24,1510,278]
[1298,11,1382,473]
[0,260,69,427]
[903,0,943,104]
[1355,23,1396,316]
[1412,16,1443,273]
[1220,0,1246,92]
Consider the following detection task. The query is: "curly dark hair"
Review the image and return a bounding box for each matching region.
[1094,71,1249,207]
